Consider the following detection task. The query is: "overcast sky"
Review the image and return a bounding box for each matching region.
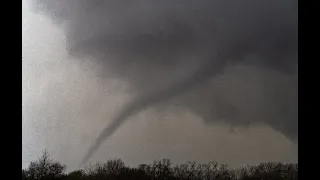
[22,0,297,171]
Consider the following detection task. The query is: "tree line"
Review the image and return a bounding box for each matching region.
[22,150,298,180]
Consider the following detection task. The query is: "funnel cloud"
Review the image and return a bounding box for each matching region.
[30,0,298,165]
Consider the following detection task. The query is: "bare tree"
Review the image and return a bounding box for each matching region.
[23,150,66,180]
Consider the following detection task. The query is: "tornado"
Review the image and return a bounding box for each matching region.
[30,0,298,165]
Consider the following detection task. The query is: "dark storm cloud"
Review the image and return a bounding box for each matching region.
[30,0,298,164]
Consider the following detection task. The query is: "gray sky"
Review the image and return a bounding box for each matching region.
[22,0,297,171]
